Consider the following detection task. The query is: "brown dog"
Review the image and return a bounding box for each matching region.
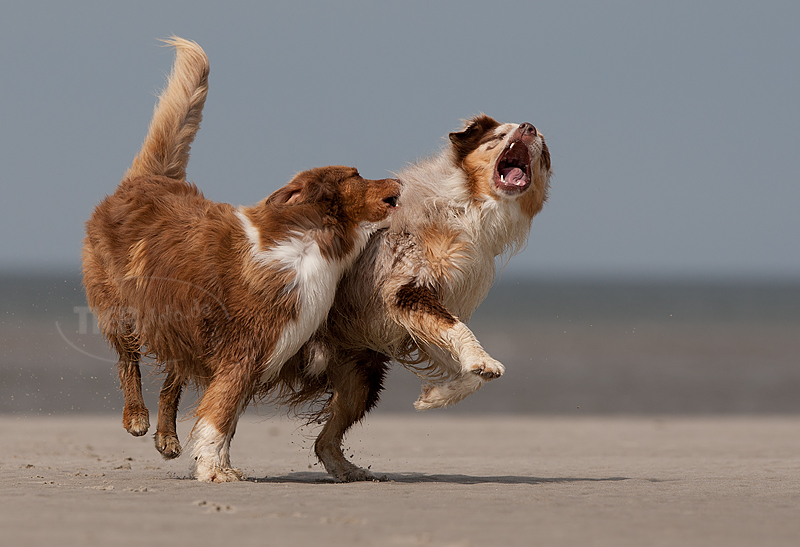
[81,38,400,482]
[155,114,552,482]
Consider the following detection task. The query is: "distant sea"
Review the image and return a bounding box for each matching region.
[2,272,799,415]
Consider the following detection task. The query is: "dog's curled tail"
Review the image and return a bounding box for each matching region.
[125,37,209,182]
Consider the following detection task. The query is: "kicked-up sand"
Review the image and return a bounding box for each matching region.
[1,413,799,546]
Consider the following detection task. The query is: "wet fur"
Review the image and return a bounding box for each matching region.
[159,115,551,482]
[81,38,399,482]
[284,116,552,481]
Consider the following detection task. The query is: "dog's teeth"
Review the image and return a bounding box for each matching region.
[509,142,515,150]
[500,175,505,183]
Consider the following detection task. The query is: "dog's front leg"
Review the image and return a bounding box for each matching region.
[391,282,504,410]
[189,368,250,482]
[412,325,503,410]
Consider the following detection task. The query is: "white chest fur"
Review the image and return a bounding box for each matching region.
[236,209,373,381]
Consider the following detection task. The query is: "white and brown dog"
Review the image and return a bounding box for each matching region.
[81,38,400,482]
[297,114,552,480]
[155,112,552,482]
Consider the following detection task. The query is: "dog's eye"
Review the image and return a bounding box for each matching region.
[483,133,506,149]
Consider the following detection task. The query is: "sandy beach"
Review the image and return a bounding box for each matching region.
[3,276,800,545]
[2,414,799,546]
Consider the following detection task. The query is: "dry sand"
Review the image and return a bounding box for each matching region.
[1,414,799,546]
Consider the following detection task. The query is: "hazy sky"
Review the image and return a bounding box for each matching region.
[2,1,798,279]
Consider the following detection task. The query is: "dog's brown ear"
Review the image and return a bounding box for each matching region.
[266,168,339,207]
[282,188,304,205]
[449,114,500,162]
[266,186,301,205]
[266,179,305,205]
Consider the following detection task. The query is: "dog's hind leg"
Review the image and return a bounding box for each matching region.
[314,350,389,482]
[155,369,183,459]
[87,277,149,436]
[115,339,150,437]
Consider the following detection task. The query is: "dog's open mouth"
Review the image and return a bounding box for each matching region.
[494,139,532,194]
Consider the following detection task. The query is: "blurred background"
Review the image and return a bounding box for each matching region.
[2,1,798,415]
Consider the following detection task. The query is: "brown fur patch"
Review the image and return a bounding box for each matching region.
[448,114,501,164]
[419,223,469,283]
[462,145,499,200]
[519,141,551,220]
[394,283,457,326]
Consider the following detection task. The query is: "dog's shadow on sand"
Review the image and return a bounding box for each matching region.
[252,472,630,485]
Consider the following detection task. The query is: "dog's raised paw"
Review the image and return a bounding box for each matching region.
[123,410,150,437]
[413,383,464,410]
[414,384,440,411]
[468,358,505,380]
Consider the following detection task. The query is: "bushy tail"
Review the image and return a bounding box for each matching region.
[124,37,209,181]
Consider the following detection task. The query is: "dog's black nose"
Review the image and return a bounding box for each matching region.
[519,123,537,136]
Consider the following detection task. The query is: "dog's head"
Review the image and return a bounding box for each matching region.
[449,115,551,218]
[267,166,401,226]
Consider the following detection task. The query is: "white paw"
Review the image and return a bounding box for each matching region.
[195,459,245,483]
[414,374,484,410]
[464,355,505,379]
[414,384,442,411]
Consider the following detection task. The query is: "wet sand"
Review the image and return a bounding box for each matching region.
[2,414,799,546]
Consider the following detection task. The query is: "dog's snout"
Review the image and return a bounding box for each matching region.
[380,179,401,209]
[519,123,537,137]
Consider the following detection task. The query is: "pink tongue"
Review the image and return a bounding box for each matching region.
[499,167,527,186]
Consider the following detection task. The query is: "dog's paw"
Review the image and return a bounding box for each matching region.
[465,356,505,380]
[209,467,245,483]
[414,375,483,410]
[199,466,246,483]
[195,459,246,483]
[123,408,150,437]
[335,467,387,483]
[414,384,440,411]
[155,432,182,459]
[414,383,460,410]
